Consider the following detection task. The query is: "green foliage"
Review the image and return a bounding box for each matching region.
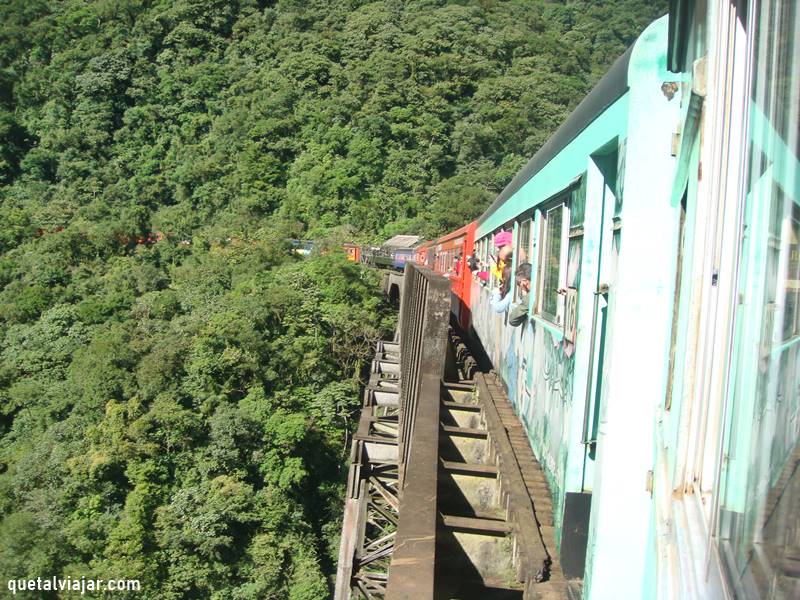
[0,244,392,598]
[0,0,664,243]
[0,0,662,597]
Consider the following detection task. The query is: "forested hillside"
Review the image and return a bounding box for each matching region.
[0,1,665,598]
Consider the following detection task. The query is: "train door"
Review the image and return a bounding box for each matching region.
[580,149,619,486]
[559,147,620,579]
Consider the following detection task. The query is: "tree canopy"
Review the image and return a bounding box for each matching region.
[1,0,665,243]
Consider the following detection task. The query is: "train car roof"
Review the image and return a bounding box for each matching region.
[382,234,423,249]
[434,221,476,245]
[476,44,634,229]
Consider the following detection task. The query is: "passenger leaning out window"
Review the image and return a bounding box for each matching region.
[508,263,532,327]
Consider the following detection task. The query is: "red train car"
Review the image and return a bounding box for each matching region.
[414,241,433,267]
[428,222,476,331]
[343,243,361,262]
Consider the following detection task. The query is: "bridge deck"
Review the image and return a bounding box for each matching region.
[336,263,575,599]
[337,334,576,599]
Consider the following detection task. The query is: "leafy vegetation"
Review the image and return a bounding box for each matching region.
[0,238,394,599]
[0,0,664,597]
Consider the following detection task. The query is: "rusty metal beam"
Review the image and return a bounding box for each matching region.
[386,263,450,600]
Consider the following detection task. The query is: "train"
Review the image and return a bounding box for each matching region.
[345,229,477,333]
[344,4,799,599]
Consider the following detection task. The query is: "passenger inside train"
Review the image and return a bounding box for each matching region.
[490,231,513,287]
[490,262,513,313]
[508,262,532,327]
[467,252,479,272]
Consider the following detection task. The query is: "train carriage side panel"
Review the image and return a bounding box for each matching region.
[582,19,684,599]
[459,222,476,331]
[392,248,413,271]
[428,222,477,331]
[468,17,681,594]
[470,71,635,542]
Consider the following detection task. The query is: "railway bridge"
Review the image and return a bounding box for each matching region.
[380,271,404,306]
[334,263,578,600]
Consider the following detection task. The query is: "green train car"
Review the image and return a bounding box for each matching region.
[461,2,799,598]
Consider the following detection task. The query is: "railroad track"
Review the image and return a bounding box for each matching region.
[336,263,573,599]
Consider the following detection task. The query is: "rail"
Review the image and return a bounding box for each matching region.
[388,263,450,598]
[334,262,450,600]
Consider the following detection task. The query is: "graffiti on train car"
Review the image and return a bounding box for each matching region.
[541,332,575,406]
[525,325,576,519]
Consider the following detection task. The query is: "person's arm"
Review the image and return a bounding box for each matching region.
[490,289,512,313]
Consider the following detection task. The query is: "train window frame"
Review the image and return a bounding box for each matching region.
[490,231,504,291]
[478,238,489,282]
[516,219,532,263]
[779,201,800,341]
[535,197,570,325]
[515,219,534,302]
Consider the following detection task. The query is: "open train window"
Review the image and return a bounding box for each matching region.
[536,199,569,325]
[516,219,532,263]
[477,238,489,280]
[515,219,533,302]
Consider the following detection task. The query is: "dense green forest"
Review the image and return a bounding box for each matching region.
[0,0,665,598]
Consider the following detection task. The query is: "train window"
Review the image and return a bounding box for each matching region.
[537,200,569,324]
[781,202,800,340]
[716,2,800,595]
[513,220,532,302]
[517,219,532,263]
